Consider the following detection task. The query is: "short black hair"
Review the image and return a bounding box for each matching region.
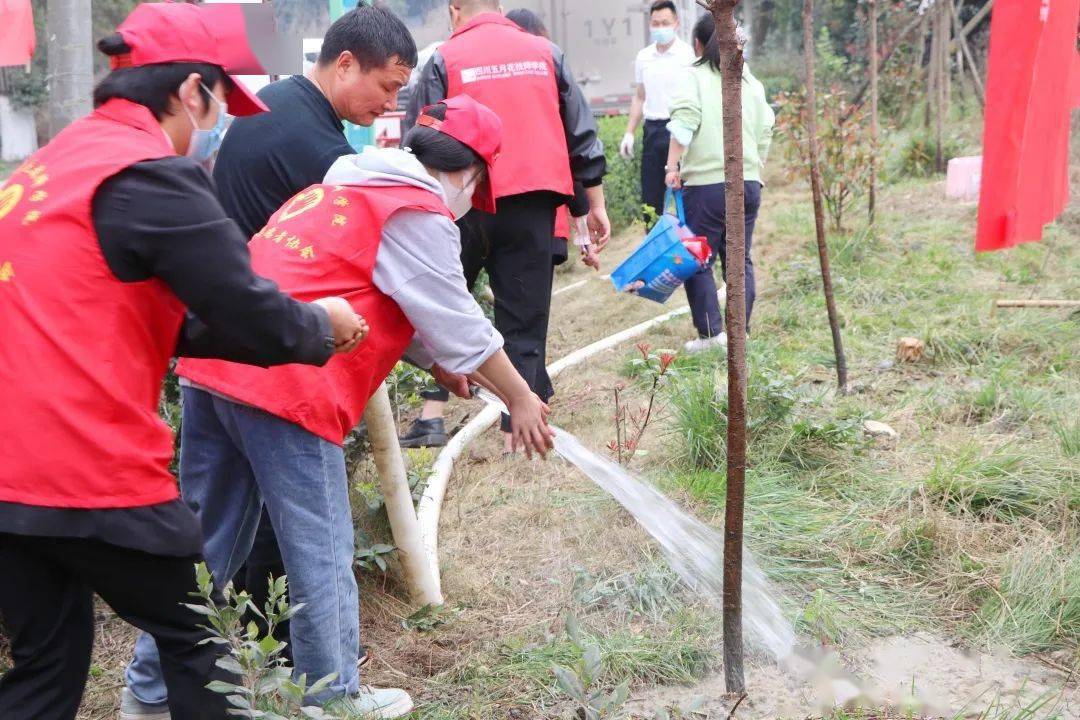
[318,5,418,70]
[92,33,227,119]
[506,8,548,38]
[650,1,678,16]
[693,13,721,73]
[403,102,483,173]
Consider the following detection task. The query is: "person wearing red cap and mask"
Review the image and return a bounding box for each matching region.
[0,4,369,720]
[123,94,552,720]
[402,0,610,455]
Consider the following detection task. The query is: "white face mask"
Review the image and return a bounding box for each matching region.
[438,171,478,220]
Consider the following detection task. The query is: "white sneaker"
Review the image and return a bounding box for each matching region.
[118,688,170,720]
[324,686,414,719]
[683,332,728,354]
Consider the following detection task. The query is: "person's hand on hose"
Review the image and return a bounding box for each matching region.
[619,132,635,159]
[508,392,554,459]
[587,206,611,250]
[431,363,470,399]
[313,297,368,353]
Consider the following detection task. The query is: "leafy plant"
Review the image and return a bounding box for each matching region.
[896,133,965,179]
[610,343,678,465]
[186,563,341,719]
[354,543,396,574]
[550,615,630,720]
[775,86,872,230]
[596,115,644,235]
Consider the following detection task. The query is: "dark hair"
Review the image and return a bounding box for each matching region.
[92,34,227,119]
[692,13,721,73]
[319,5,418,70]
[650,1,678,16]
[506,8,549,38]
[403,102,483,173]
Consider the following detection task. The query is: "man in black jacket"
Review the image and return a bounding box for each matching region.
[400,0,609,454]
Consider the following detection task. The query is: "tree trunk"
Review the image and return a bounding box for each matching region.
[708,0,748,698]
[925,10,935,131]
[803,0,848,392]
[751,0,775,57]
[935,0,949,172]
[868,0,879,224]
[46,0,92,138]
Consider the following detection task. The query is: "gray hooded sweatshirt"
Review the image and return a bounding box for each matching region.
[323,148,503,375]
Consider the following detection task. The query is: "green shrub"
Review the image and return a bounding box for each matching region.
[895,133,965,179]
[596,115,643,236]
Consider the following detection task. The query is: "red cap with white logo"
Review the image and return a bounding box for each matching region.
[417,95,503,213]
[109,2,268,117]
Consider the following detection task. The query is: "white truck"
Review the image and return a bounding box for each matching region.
[400,0,703,112]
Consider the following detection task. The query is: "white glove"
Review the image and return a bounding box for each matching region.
[619,132,635,159]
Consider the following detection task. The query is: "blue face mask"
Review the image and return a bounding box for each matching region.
[184,83,230,165]
[651,26,677,46]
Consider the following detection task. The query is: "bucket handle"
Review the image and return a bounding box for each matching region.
[663,188,687,225]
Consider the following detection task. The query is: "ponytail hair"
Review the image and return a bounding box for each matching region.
[692,13,721,74]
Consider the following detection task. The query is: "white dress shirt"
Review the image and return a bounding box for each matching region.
[634,38,696,121]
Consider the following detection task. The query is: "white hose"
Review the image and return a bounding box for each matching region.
[416,299,703,593]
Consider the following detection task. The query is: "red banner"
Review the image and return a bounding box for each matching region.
[0,0,35,67]
[976,0,1080,252]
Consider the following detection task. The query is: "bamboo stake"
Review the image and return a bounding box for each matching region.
[362,384,442,607]
[707,0,748,696]
[868,0,879,224]
[951,1,985,106]
[803,0,849,392]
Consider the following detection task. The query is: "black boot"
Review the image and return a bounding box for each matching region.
[399,417,448,448]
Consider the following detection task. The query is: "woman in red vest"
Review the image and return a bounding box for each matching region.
[0,5,367,720]
[123,95,553,719]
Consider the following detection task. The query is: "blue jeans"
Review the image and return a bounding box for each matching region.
[682,181,762,337]
[126,387,360,706]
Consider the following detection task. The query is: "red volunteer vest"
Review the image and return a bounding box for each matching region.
[555,205,570,240]
[178,184,452,445]
[440,13,574,200]
[0,99,184,509]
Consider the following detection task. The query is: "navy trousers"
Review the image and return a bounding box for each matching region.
[682,181,762,338]
[642,119,671,219]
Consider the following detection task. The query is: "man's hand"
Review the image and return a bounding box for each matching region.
[507,392,554,459]
[587,205,612,250]
[431,363,470,399]
[619,132,635,159]
[313,297,368,354]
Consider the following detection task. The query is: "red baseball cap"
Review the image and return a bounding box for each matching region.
[108,3,268,116]
[416,95,503,213]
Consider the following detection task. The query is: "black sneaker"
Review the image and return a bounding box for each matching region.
[398,418,448,448]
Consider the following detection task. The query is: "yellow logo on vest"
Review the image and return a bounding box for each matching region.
[0,183,24,222]
[278,187,326,222]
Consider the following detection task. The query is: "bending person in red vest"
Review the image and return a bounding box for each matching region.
[402,0,609,455]
[127,95,553,720]
[0,5,367,720]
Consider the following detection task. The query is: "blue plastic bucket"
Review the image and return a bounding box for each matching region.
[610,190,704,303]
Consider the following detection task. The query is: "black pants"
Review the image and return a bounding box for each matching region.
[421,192,559,433]
[642,119,671,219]
[682,181,762,338]
[0,534,232,720]
[231,508,290,660]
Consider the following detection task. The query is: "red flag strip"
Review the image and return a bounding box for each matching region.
[976,0,1080,252]
[0,0,35,67]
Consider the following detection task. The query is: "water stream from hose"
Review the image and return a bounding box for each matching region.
[477,390,797,662]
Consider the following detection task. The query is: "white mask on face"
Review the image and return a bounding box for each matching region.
[438,171,477,220]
